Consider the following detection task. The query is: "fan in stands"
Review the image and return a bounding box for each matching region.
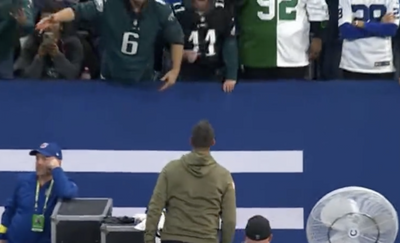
[306,186,399,243]
[133,210,166,243]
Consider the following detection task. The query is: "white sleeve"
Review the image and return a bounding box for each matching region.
[306,0,330,21]
[388,0,400,25]
[338,0,353,26]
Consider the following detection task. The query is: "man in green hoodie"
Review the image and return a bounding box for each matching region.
[0,0,34,79]
[145,120,236,243]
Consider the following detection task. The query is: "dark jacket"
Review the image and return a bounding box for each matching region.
[15,34,84,79]
[0,0,34,60]
[0,168,78,243]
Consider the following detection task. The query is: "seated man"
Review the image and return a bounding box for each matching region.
[245,215,273,243]
[0,142,78,243]
[15,7,84,79]
[172,0,238,92]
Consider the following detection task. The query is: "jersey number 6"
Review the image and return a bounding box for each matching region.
[121,32,139,55]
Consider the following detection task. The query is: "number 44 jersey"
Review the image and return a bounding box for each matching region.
[238,0,329,68]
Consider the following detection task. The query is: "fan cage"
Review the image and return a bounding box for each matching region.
[327,212,381,243]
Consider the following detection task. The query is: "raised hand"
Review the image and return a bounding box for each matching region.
[36,15,56,32]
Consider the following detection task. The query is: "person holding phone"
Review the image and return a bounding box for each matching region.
[0,142,78,243]
[14,8,84,80]
[0,0,34,79]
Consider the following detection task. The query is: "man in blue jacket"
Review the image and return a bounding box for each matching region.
[0,142,78,243]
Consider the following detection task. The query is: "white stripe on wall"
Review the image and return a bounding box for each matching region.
[0,206,303,229]
[0,150,303,173]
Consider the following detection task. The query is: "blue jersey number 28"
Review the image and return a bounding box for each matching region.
[352,4,387,22]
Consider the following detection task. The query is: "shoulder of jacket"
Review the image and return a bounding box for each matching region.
[214,163,231,175]
[162,159,181,171]
[17,172,36,183]
[152,0,176,20]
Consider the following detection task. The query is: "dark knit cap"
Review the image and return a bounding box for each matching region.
[245,215,271,241]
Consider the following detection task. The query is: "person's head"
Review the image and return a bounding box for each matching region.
[190,120,215,150]
[29,142,63,176]
[245,215,273,243]
[192,0,210,12]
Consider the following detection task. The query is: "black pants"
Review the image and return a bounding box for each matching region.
[341,69,395,80]
[241,66,307,80]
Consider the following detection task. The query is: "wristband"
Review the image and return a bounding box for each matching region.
[0,224,7,234]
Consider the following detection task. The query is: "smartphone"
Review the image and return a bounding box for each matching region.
[42,32,55,46]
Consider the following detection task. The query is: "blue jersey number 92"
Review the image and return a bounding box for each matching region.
[352,4,387,22]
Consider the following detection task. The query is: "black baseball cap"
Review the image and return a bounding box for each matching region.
[245,215,271,241]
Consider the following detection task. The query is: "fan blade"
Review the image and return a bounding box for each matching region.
[321,197,359,228]
[373,212,396,233]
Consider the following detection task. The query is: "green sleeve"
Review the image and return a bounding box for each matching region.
[159,4,184,45]
[144,167,168,243]
[220,174,237,243]
[223,36,238,80]
[20,0,34,35]
[72,1,100,22]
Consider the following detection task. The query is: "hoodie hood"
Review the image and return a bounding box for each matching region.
[180,151,217,178]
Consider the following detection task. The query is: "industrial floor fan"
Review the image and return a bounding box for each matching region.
[306,186,398,243]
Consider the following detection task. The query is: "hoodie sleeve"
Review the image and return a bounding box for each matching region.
[220,173,236,243]
[145,167,168,243]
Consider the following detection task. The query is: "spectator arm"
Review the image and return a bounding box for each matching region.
[338,0,372,39]
[362,22,398,37]
[71,2,101,22]
[339,23,372,39]
[222,36,238,81]
[170,44,183,73]
[19,0,34,35]
[51,8,76,22]
[310,21,327,38]
[160,2,184,72]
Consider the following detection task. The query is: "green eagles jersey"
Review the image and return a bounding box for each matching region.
[74,0,184,82]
